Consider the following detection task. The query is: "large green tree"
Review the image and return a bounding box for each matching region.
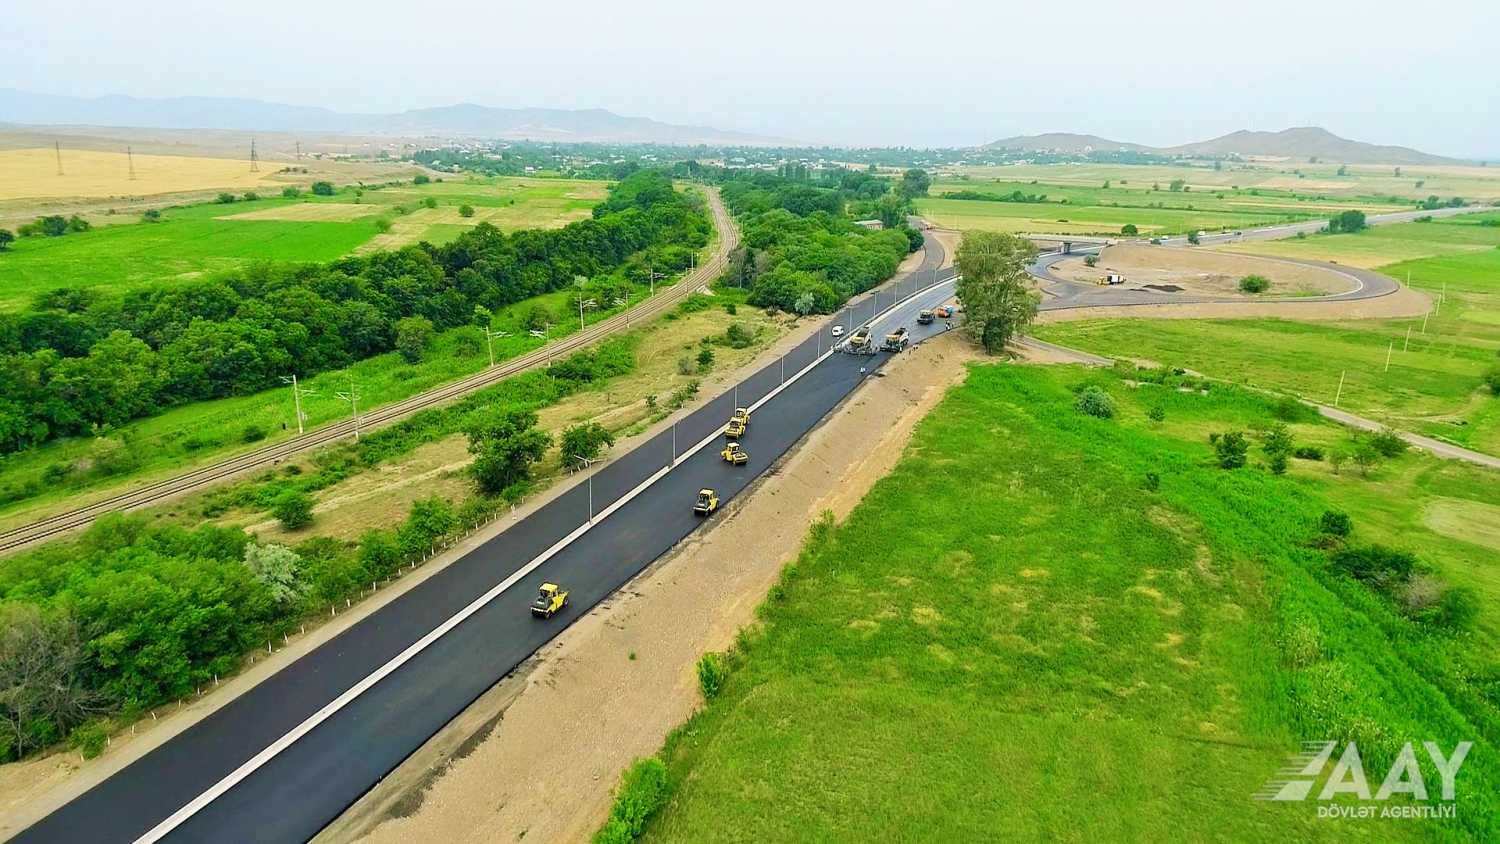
[466,408,550,494]
[954,232,1040,354]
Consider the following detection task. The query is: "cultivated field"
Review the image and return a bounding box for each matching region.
[0,148,286,201]
[640,363,1499,841]
[0,176,611,310]
[944,162,1500,202]
[1039,212,1500,453]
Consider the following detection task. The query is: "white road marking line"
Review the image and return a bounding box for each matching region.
[134,273,947,843]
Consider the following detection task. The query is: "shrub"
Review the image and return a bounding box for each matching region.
[395,316,435,363]
[561,422,615,466]
[724,322,755,348]
[1331,544,1416,590]
[69,719,111,760]
[1121,223,1138,235]
[1293,445,1324,461]
[458,204,475,218]
[281,186,302,198]
[141,208,162,223]
[311,181,335,196]
[1143,472,1160,492]
[423,197,438,209]
[374,217,393,233]
[413,174,431,185]
[242,191,259,202]
[272,489,314,530]
[697,652,728,699]
[1319,510,1353,537]
[1238,274,1271,294]
[1366,429,1408,458]
[1213,431,1249,469]
[1073,386,1115,419]
[1483,365,1500,396]
[724,302,737,315]
[677,356,696,376]
[215,192,237,204]
[595,757,669,843]
[242,425,267,443]
[1084,255,1098,268]
[1147,405,1165,422]
[696,347,715,370]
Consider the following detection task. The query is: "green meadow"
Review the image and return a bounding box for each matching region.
[1038,213,1500,453]
[0,176,610,310]
[638,364,1499,842]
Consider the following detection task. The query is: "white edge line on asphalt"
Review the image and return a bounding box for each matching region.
[133,273,944,844]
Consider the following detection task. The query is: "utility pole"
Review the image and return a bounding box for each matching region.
[482,327,510,368]
[281,375,315,434]
[578,297,597,330]
[249,139,260,173]
[127,146,136,181]
[336,377,362,441]
[646,268,666,297]
[54,141,63,176]
[295,141,302,161]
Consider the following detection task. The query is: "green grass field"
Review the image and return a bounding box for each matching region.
[1039,213,1500,453]
[639,364,1499,842]
[0,176,609,311]
[916,176,1405,236]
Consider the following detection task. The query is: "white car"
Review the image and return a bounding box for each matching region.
[831,325,845,337]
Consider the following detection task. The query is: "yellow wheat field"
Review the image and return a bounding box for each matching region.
[0,148,286,200]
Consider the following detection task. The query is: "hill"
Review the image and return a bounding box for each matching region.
[984,125,1457,165]
[0,89,787,146]
[984,132,1150,154]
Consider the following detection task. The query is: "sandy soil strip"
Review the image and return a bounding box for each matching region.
[1038,286,1432,323]
[325,333,978,844]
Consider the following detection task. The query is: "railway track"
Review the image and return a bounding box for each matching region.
[0,188,739,555]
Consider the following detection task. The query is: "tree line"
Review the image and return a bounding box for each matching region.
[714,170,920,314]
[0,170,708,455]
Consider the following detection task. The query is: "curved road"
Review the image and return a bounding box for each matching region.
[0,188,739,555]
[10,236,954,844]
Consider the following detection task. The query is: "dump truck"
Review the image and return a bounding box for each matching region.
[842,325,876,355]
[725,407,750,438]
[917,309,935,325]
[530,583,569,618]
[882,326,909,352]
[721,442,749,465]
[933,305,954,319]
[693,488,719,516]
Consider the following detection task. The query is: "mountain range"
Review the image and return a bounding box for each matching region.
[0,89,788,146]
[985,126,1456,165]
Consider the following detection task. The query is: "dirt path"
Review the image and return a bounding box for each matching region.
[328,333,978,844]
[1037,286,1432,323]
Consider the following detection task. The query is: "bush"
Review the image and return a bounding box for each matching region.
[281,186,302,199]
[1073,386,1115,419]
[1331,544,1416,590]
[242,191,259,202]
[560,422,615,466]
[374,217,393,233]
[242,425,267,444]
[1483,365,1500,396]
[458,204,475,218]
[395,316,435,363]
[1147,405,1165,422]
[1143,472,1160,491]
[697,652,728,699]
[595,757,669,843]
[1213,431,1249,469]
[1293,445,1324,461]
[724,302,737,315]
[423,197,438,209]
[1238,274,1271,294]
[724,322,755,348]
[1121,223,1138,235]
[215,192,237,204]
[69,719,111,760]
[1319,510,1353,537]
[141,208,162,223]
[1083,255,1098,268]
[413,174,431,185]
[310,181,335,196]
[696,347,714,370]
[272,489,315,530]
[677,356,697,376]
[1366,429,1409,458]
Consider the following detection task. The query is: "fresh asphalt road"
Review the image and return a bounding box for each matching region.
[13,242,955,843]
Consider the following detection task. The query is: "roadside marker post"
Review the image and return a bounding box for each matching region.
[1384,341,1393,372]
[1403,326,1412,352]
[1422,311,1430,335]
[1334,370,1347,407]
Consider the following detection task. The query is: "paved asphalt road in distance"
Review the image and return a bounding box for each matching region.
[13,241,954,843]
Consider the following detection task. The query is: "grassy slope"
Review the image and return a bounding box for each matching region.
[1038,214,1500,453]
[0,176,608,310]
[643,365,1496,842]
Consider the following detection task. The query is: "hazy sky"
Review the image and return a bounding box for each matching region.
[4,0,1496,157]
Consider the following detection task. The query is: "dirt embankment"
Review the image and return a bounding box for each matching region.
[1051,242,1358,298]
[326,333,978,844]
[1038,286,1432,323]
